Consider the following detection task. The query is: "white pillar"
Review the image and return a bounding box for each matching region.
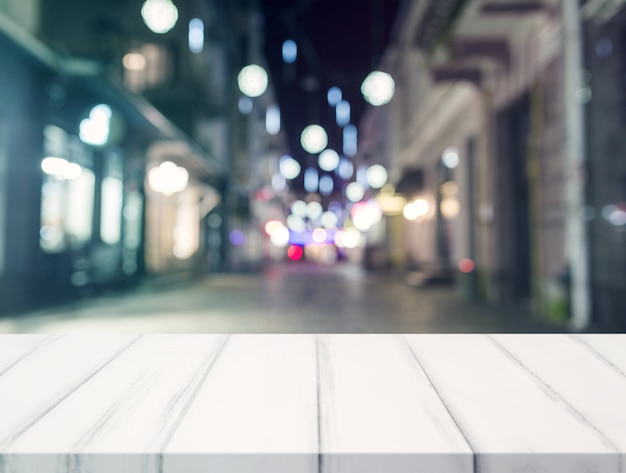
[562,0,591,331]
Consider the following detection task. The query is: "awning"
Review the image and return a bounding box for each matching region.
[395,169,425,198]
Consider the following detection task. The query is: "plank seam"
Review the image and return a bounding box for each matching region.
[402,335,478,473]
[0,335,143,449]
[0,335,64,378]
[569,335,626,380]
[156,334,231,473]
[315,335,323,473]
[486,335,623,464]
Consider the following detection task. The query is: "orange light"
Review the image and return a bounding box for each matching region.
[459,258,475,273]
[264,220,283,236]
[287,245,304,261]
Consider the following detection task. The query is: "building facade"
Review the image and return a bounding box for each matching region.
[360,0,611,329]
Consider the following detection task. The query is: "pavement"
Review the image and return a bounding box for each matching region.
[0,262,564,333]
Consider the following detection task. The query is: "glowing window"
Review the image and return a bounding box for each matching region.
[100,177,123,245]
[189,18,204,53]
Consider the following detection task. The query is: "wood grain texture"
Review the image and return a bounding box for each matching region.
[317,334,472,473]
[163,334,318,473]
[404,334,621,473]
[0,334,624,473]
[4,335,228,473]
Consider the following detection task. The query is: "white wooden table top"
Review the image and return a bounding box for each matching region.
[0,334,625,473]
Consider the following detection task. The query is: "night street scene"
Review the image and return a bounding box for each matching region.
[0,0,625,334]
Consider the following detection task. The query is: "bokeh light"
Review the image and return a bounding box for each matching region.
[319,175,334,196]
[291,200,308,218]
[337,158,354,180]
[319,149,340,171]
[306,201,323,220]
[345,182,365,202]
[300,124,328,154]
[361,71,395,106]
[343,125,357,157]
[279,155,301,180]
[327,86,342,106]
[304,168,319,193]
[442,147,460,169]
[141,0,178,34]
[336,100,350,126]
[287,215,307,232]
[403,198,429,220]
[264,220,284,236]
[287,245,304,261]
[147,161,189,195]
[188,18,204,53]
[237,64,268,97]
[441,198,460,218]
[229,230,245,246]
[238,97,253,114]
[321,211,338,229]
[41,158,82,180]
[270,226,290,248]
[335,228,363,249]
[122,53,146,71]
[351,201,383,231]
[282,39,297,63]
[312,228,328,243]
[79,104,112,146]
[366,164,388,189]
[459,258,475,273]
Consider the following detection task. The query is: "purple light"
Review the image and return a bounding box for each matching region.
[229,230,245,246]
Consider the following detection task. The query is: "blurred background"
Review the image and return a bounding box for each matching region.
[0,0,623,332]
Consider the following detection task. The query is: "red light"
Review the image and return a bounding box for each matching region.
[287,245,304,261]
[459,258,475,273]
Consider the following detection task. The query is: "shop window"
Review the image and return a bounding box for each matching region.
[40,125,95,253]
[123,43,172,93]
[100,150,124,246]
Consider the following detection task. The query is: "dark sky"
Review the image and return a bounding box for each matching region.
[260,0,402,174]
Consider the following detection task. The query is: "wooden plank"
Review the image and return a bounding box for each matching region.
[0,335,57,376]
[574,334,626,378]
[489,335,626,455]
[0,335,139,449]
[404,334,620,473]
[4,335,228,473]
[163,334,318,473]
[317,334,473,473]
